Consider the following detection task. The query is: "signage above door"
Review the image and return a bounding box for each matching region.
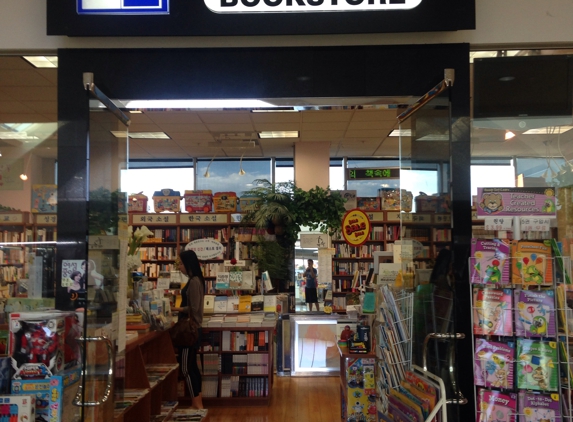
[204,0,422,14]
[49,0,474,36]
[78,0,169,14]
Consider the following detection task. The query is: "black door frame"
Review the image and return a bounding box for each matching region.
[56,43,473,418]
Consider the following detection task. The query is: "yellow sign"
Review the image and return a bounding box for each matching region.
[342,209,371,247]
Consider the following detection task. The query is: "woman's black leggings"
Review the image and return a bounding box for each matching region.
[179,346,202,398]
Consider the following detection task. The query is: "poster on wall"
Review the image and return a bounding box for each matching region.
[476,187,557,218]
[0,158,24,191]
[58,259,88,311]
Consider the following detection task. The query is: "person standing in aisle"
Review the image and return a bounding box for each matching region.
[172,250,205,410]
[304,259,319,312]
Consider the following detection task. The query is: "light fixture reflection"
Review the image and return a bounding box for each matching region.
[204,155,216,178]
[20,154,31,181]
[239,153,246,176]
[505,130,516,141]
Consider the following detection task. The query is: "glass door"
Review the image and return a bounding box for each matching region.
[397,70,465,415]
[75,74,130,421]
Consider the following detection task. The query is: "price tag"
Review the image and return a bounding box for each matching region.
[131,214,177,225]
[180,213,229,225]
[519,217,551,232]
[484,217,513,231]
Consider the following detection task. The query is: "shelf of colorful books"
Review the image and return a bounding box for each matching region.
[33,213,57,241]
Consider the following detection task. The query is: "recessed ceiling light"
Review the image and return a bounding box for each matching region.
[129,110,143,114]
[23,56,58,68]
[258,131,299,139]
[111,131,170,139]
[122,99,276,109]
[0,132,39,140]
[251,108,299,113]
[388,129,411,137]
[523,126,573,135]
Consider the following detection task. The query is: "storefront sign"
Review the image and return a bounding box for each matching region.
[476,188,557,218]
[77,0,169,15]
[184,238,224,260]
[347,168,400,180]
[204,0,422,13]
[342,209,371,247]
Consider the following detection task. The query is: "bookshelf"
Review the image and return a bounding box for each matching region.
[331,211,452,294]
[0,212,32,286]
[196,326,274,406]
[116,330,179,422]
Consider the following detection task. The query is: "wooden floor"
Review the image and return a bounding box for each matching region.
[205,376,340,422]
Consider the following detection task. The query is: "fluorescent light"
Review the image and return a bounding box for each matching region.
[505,130,516,140]
[129,110,143,114]
[111,131,170,139]
[23,56,58,68]
[258,131,299,139]
[389,129,411,137]
[0,132,39,140]
[523,126,573,135]
[123,99,276,109]
[251,108,299,113]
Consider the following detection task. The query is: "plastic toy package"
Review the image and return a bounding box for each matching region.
[9,312,66,380]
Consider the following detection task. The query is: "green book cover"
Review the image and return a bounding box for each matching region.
[517,339,558,392]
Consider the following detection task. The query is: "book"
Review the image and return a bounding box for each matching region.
[213,296,228,313]
[516,339,559,392]
[472,287,513,336]
[511,240,553,286]
[226,296,239,313]
[477,388,517,422]
[203,295,216,314]
[551,238,571,285]
[518,391,562,422]
[238,295,252,313]
[474,338,514,389]
[470,238,510,285]
[251,295,264,312]
[514,288,556,338]
[263,295,277,312]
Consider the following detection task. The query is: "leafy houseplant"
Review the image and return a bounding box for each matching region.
[241,179,346,288]
[89,188,122,235]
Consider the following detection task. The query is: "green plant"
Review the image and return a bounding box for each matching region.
[251,240,290,281]
[242,179,346,247]
[89,187,121,235]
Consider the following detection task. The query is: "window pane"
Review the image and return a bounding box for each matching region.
[470,165,516,196]
[197,159,272,195]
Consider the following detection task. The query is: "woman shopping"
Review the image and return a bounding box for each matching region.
[171,249,205,410]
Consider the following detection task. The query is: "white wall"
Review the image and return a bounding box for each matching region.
[2,1,573,52]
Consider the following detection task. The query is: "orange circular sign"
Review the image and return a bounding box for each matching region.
[341,209,372,247]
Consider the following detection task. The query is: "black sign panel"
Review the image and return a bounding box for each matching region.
[347,168,400,180]
[47,0,475,36]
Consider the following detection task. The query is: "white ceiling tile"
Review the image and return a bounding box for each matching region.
[301,110,353,122]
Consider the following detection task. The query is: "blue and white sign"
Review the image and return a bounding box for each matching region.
[204,0,422,14]
[78,0,169,15]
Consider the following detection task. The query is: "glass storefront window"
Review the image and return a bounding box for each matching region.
[197,158,272,194]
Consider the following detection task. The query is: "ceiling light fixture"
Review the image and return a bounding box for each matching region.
[505,130,516,141]
[204,155,217,178]
[258,131,299,139]
[122,99,276,109]
[20,154,31,181]
[388,129,412,137]
[22,56,58,68]
[239,153,246,176]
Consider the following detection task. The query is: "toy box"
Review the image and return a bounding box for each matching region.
[356,197,381,211]
[184,190,213,213]
[128,192,149,213]
[152,189,181,213]
[31,184,57,214]
[9,312,66,379]
[11,367,80,422]
[0,396,35,422]
[0,357,9,393]
[414,194,451,213]
[378,189,400,211]
[213,192,237,213]
[239,196,260,212]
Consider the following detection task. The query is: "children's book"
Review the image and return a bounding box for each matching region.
[388,390,424,422]
[474,338,515,389]
[551,238,571,285]
[516,339,559,392]
[556,284,569,335]
[471,238,510,285]
[558,340,573,389]
[511,240,553,286]
[473,287,513,336]
[477,388,517,422]
[514,289,556,338]
[518,391,562,422]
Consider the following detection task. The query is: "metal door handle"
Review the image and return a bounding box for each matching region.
[73,336,114,407]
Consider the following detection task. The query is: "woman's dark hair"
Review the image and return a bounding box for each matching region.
[70,270,84,288]
[179,250,205,282]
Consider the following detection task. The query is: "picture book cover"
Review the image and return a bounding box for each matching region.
[474,338,515,389]
[511,240,553,286]
[517,339,559,392]
[477,388,517,422]
[473,287,513,336]
[31,184,57,213]
[471,238,511,285]
[518,391,561,422]
[514,289,556,338]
